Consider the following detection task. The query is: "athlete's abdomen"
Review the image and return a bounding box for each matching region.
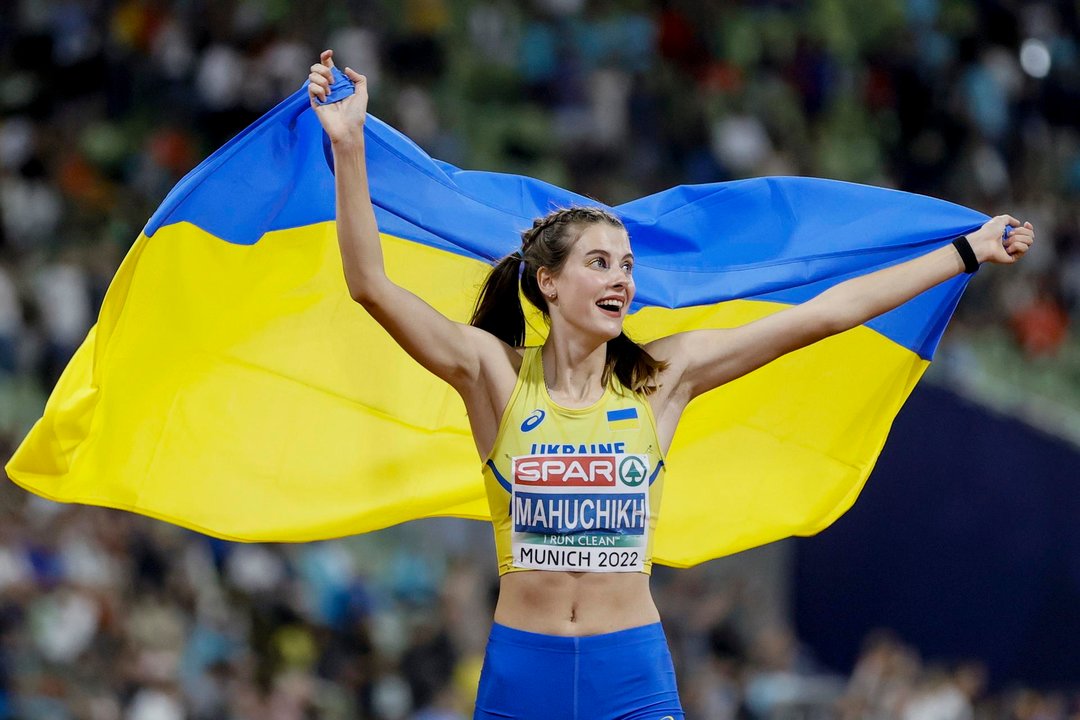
[493,569,659,636]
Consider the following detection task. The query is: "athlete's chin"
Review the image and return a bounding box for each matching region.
[570,313,625,344]
[594,320,625,343]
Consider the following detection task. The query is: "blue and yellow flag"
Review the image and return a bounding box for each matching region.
[5,78,985,567]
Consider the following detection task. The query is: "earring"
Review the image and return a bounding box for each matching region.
[547,293,556,301]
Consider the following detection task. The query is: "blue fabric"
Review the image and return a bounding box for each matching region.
[143,72,987,359]
[475,622,684,720]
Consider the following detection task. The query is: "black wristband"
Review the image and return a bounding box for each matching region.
[952,235,979,274]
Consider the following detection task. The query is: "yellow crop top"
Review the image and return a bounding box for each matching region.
[482,346,666,575]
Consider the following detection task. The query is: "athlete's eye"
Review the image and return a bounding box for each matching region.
[590,257,607,269]
[622,262,633,274]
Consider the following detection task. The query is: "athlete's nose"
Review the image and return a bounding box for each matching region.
[609,270,633,297]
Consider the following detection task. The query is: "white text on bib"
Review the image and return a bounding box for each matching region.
[510,453,650,572]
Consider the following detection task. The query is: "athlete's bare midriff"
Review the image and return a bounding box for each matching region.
[493,569,659,636]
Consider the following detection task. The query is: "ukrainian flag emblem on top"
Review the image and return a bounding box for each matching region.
[607,408,640,431]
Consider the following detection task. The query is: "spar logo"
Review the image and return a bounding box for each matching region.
[520,409,546,432]
[513,455,617,486]
[619,456,646,486]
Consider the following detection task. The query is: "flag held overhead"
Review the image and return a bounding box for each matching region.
[6,74,986,566]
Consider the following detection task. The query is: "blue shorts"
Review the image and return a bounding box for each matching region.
[474,622,684,720]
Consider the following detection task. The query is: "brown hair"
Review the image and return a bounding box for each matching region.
[470,207,667,395]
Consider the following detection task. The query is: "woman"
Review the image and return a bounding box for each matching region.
[307,50,1033,720]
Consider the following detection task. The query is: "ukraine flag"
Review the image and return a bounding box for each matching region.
[606,408,640,432]
[5,76,986,567]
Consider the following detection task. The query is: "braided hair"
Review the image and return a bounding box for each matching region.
[470,207,667,395]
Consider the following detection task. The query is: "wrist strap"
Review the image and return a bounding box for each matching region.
[952,235,979,274]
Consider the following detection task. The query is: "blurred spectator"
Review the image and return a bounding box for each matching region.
[901,666,976,720]
[31,252,91,389]
[841,631,921,720]
[1009,275,1070,357]
[0,262,19,377]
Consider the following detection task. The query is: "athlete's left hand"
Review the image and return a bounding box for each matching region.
[967,215,1035,265]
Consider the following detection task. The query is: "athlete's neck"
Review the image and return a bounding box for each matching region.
[541,332,607,406]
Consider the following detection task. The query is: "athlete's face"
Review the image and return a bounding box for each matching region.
[541,223,635,342]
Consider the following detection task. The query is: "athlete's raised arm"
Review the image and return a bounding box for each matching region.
[309,50,510,393]
[649,215,1034,406]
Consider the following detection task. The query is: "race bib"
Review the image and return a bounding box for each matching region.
[510,453,650,572]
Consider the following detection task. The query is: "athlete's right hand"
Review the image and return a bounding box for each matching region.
[308,49,368,147]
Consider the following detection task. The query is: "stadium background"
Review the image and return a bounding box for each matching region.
[1,0,1078,718]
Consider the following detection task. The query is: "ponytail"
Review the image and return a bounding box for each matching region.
[470,253,526,347]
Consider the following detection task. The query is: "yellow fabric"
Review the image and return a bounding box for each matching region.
[7,221,928,566]
[483,347,665,575]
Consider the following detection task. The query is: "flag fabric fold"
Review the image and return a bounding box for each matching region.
[5,78,986,566]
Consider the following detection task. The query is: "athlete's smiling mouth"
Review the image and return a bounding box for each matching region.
[596,296,626,314]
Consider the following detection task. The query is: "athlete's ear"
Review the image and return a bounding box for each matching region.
[536,266,557,303]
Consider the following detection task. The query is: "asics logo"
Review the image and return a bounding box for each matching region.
[520,409,546,432]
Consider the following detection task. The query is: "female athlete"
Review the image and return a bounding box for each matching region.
[307,50,1034,720]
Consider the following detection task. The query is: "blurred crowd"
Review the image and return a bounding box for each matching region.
[2,0,1080,718]
[1,471,1079,720]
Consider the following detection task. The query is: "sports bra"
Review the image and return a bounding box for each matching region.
[482,346,666,575]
